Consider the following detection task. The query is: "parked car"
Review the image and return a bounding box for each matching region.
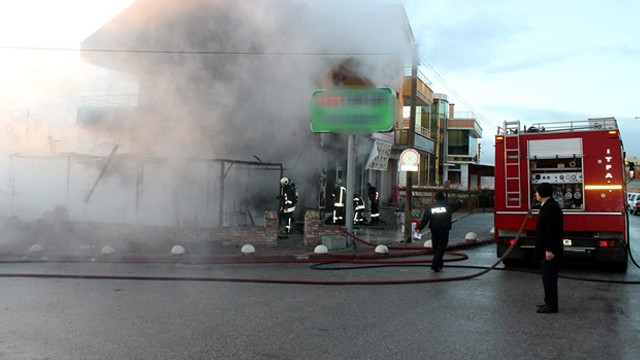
[627,192,640,215]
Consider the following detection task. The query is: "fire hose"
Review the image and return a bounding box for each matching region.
[0,217,528,286]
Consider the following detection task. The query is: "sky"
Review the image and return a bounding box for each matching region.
[0,0,639,164]
[402,0,640,163]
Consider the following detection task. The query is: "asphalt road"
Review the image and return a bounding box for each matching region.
[1,213,639,360]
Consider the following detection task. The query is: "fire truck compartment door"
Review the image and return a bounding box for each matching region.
[528,138,582,159]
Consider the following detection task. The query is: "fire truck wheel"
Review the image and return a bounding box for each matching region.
[614,261,628,273]
[600,261,628,273]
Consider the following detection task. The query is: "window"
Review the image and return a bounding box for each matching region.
[448,130,470,155]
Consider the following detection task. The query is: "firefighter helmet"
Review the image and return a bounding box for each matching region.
[280,177,290,185]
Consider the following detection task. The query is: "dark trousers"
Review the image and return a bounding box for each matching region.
[541,258,559,309]
[280,212,293,232]
[431,228,449,269]
[370,201,379,223]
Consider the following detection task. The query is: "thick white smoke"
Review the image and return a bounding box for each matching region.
[2,0,413,229]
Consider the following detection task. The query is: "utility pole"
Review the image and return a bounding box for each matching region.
[404,44,418,241]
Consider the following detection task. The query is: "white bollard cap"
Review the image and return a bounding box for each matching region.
[171,245,186,255]
[374,244,389,255]
[29,244,43,254]
[100,245,115,255]
[241,244,255,255]
[465,232,478,241]
[314,245,329,254]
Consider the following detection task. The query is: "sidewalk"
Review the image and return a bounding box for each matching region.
[0,212,495,263]
[224,211,495,261]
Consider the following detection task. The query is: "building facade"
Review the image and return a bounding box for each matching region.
[444,104,489,190]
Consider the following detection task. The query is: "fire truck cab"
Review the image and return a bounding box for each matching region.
[494,118,628,272]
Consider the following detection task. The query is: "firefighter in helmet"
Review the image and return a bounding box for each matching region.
[278,177,298,233]
[330,179,365,225]
[367,182,380,224]
[353,196,365,224]
[331,180,347,224]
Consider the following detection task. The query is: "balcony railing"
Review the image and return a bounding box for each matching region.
[395,125,435,153]
[404,64,432,87]
[396,123,431,138]
[452,111,477,120]
[81,94,138,107]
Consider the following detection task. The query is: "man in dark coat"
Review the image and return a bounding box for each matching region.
[534,182,564,314]
[414,191,463,272]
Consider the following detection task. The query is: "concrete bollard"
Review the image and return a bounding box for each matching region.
[374,244,389,255]
[314,245,329,254]
[100,245,115,255]
[465,232,478,242]
[29,244,43,254]
[241,244,255,255]
[171,245,186,255]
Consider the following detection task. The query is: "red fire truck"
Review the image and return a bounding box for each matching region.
[494,118,629,272]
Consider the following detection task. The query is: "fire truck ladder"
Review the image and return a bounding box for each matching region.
[503,120,522,208]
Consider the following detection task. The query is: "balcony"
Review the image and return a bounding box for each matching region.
[394,125,435,153]
[402,66,434,106]
[448,112,482,138]
[77,94,139,128]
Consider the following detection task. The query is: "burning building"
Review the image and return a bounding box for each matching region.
[65,0,417,227]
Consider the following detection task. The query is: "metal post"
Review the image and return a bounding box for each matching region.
[219,161,225,227]
[404,44,419,241]
[135,160,143,215]
[346,134,356,234]
[66,154,71,207]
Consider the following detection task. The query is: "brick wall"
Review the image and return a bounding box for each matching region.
[216,211,278,246]
[303,209,343,246]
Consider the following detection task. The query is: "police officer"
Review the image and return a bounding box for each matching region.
[278,177,297,233]
[414,191,463,272]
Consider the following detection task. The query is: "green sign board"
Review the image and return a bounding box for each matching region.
[310,87,397,134]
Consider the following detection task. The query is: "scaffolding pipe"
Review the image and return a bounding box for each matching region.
[84,144,119,203]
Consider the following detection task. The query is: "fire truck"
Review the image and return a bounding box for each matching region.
[494,118,629,272]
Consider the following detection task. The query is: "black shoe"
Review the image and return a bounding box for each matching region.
[536,306,558,314]
[430,267,440,273]
[536,303,546,308]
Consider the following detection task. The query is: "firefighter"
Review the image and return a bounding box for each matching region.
[414,191,463,272]
[330,180,366,225]
[367,182,380,224]
[278,177,297,233]
[353,196,365,224]
[331,181,347,224]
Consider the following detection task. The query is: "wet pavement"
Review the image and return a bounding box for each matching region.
[2,211,640,360]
